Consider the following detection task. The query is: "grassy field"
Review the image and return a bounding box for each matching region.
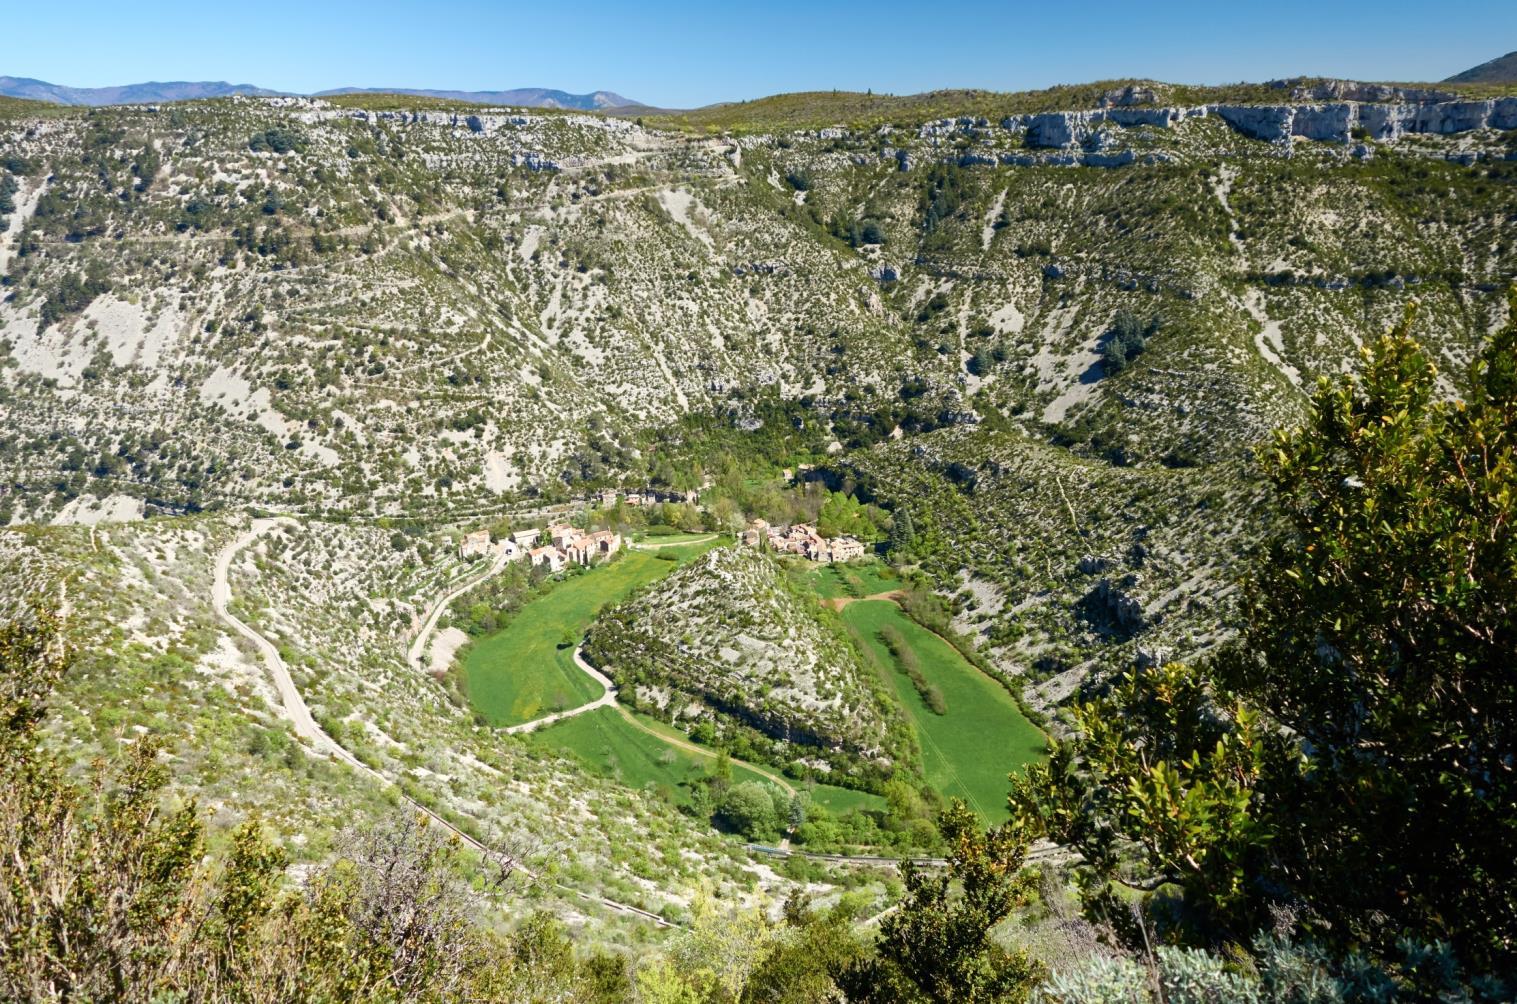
[803,561,900,600]
[527,705,881,815]
[463,543,717,726]
[526,707,755,806]
[842,600,1046,823]
[630,530,716,545]
[807,784,888,816]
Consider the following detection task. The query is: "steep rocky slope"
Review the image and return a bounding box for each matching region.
[0,84,1512,526]
[846,426,1264,711]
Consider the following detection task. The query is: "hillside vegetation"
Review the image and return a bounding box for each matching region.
[1,76,1515,1001]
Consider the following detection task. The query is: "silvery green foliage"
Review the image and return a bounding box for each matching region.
[1034,937,1511,1004]
[1035,946,1295,1004]
[1252,935,1350,1003]
[1033,953,1148,1003]
[1155,946,1263,1003]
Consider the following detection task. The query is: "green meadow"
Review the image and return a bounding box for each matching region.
[841,600,1046,823]
[803,560,901,600]
[462,542,718,726]
[527,706,883,816]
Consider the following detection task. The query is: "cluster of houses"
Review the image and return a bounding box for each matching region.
[458,523,622,573]
[597,487,699,509]
[740,519,867,564]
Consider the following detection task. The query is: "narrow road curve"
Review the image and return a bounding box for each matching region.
[407,545,513,669]
[517,645,798,800]
[495,639,799,849]
[212,518,675,928]
[503,648,617,734]
[214,518,340,753]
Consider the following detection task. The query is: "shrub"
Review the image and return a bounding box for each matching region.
[40,269,111,327]
[716,781,786,841]
[880,624,946,715]
[249,127,308,154]
[1102,309,1160,374]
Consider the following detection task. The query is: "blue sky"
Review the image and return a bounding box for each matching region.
[10,0,1515,108]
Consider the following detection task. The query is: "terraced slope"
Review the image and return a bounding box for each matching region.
[0,88,1512,527]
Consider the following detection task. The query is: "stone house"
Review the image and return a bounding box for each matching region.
[830,536,866,562]
[802,535,832,563]
[529,546,566,573]
[459,529,492,560]
[563,535,595,566]
[588,529,621,558]
[511,528,541,548]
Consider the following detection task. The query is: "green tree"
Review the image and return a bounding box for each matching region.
[743,895,866,1003]
[888,509,916,558]
[718,781,784,841]
[840,801,1043,1002]
[1215,298,1517,968]
[1012,298,1517,974]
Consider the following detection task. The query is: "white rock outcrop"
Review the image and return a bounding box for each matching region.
[1010,97,1517,149]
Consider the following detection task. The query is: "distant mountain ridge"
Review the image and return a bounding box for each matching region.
[1445,51,1517,84]
[0,75,638,110]
[314,86,638,110]
[0,76,281,105]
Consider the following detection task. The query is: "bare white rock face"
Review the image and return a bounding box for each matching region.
[1004,97,1517,150]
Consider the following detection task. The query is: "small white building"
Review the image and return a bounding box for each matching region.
[511,528,541,548]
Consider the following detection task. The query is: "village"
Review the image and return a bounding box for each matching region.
[742,519,867,563]
[457,488,871,571]
[458,521,623,572]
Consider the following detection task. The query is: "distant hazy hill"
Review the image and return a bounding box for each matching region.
[0,76,637,110]
[1445,51,1517,84]
[0,76,281,105]
[314,86,638,110]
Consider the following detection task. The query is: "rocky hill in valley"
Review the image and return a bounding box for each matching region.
[585,545,910,784]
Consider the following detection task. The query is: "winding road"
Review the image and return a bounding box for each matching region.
[407,545,514,669]
[504,644,798,846]
[503,648,618,735]
[212,518,676,928]
[227,520,1057,892]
